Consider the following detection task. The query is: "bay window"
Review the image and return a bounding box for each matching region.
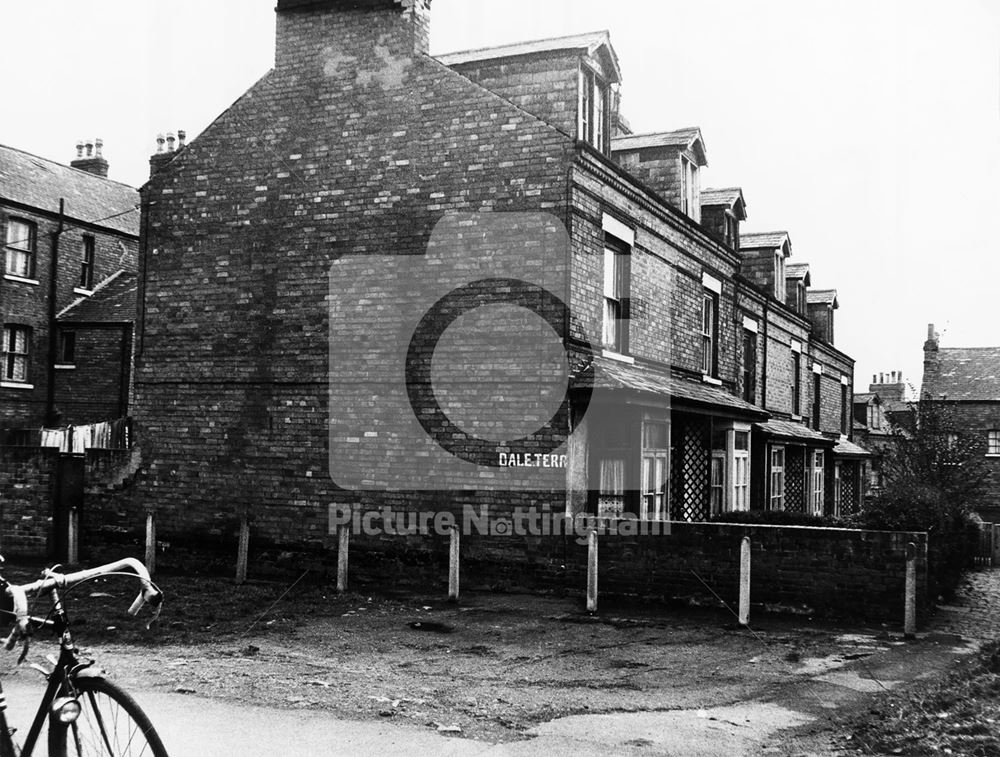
[809,450,825,515]
[769,445,785,510]
[640,420,669,521]
[710,422,752,515]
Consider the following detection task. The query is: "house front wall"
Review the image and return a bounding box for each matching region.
[944,402,1000,521]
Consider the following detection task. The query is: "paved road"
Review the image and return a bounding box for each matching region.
[0,678,810,756]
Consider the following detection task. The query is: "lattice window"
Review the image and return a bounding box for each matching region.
[671,415,710,522]
[784,446,806,513]
[840,462,858,516]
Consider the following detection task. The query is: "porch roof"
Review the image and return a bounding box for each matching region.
[754,418,834,445]
[832,438,873,458]
[576,356,768,420]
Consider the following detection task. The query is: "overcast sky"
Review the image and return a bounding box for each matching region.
[2,0,998,393]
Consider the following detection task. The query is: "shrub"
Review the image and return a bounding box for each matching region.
[860,399,989,600]
[709,510,845,528]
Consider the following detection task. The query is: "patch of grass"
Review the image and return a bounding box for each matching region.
[846,641,1000,756]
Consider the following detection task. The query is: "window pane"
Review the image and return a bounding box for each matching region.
[6,249,30,277]
[6,220,32,250]
[734,431,749,452]
[643,421,668,450]
[603,300,620,349]
[603,249,618,297]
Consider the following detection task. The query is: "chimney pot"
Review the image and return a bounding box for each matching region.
[95,138,103,158]
[84,139,94,158]
[166,132,176,153]
[178,130,187,148]
[156,134,166,154]
[75,141,84,159]
[927,323,936,340]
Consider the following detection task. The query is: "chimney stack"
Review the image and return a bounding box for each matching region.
[275,0,432,76]
[149,130,187,178]
[70,136,110,178]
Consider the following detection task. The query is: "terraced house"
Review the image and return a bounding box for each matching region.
[0,141,139,432]
[124,0,867,555]
[922,325,1000,522]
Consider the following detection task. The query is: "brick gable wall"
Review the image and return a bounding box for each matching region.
[134,12,581,545]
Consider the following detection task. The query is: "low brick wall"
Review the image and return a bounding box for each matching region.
[76,487,929,624]
[340,523,929,623]
[0,446,58,556]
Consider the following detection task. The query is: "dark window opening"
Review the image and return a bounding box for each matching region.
[813,373,822,429]
[59,331,76,365]
[742,329,757,403]
[80,236,95,290]
[702,291,719,376]
[791,352,801,416]
[840,383,849,435]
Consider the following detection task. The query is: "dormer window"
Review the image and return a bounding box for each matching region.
[579,67,609,153]
[681,156,700,222]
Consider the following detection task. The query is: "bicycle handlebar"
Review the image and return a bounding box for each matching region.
[2,558,162,651]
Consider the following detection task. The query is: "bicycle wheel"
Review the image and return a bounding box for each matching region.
[48,676,168,757]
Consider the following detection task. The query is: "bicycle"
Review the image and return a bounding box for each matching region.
[0,557,166,756]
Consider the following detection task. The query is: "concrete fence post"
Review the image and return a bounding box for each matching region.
[144,512,156,576]
[738,536,751,626]
[236,516,250,585]
[67,507,79,565]
[448,526,460,603]
[586,530,598,614]
[337,525,350,593]
[904,541,917,639]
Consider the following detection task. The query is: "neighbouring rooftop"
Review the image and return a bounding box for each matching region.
[0,143,139,235]
[436,30,621,82]
[58,270,138,323]
[740,231,791,251]
[925,346,1000,402]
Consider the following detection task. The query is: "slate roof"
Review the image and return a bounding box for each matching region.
[700,187,747,219]
[611,128,708,166]
[437,31,621,82]
[806,289,839,307]
[700,187,741,207]
[0,144,139,236]
[833,438,872,458]
[923,347,1000,401]
[754,419,833,445]
[574,356,767,419]
[740,231,791,251]
[786,263,811,281]
[58,270,137,323]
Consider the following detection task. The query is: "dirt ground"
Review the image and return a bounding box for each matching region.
[0,565,919,744]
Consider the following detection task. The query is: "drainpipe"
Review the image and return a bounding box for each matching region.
[45,199,65,427]
[761,298,769,408]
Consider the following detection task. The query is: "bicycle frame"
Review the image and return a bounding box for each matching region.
[0,583,97,756]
